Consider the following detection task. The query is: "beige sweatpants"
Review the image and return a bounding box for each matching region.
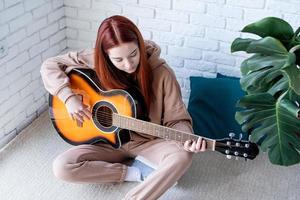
[52,133,193,200]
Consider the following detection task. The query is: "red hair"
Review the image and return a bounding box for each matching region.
[94,15,153,111]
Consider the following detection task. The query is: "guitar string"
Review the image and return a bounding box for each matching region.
[71,110,244,148]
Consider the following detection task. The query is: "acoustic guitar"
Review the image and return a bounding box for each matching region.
[49,68,259,160]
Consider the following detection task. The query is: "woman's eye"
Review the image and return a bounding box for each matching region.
[130,52,137,57]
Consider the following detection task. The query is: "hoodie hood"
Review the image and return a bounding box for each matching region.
[144,40,166,70]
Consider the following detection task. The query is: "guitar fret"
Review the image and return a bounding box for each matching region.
[115,114,216,151]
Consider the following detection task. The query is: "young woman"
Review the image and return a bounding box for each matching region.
[40,15,206,200]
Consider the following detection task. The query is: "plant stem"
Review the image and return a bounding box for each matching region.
[289,44,300,53]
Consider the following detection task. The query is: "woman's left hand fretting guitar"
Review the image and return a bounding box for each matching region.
[49,68,259,160]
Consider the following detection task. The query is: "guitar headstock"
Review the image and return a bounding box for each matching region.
[215,133,259,160]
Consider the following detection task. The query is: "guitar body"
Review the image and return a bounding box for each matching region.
[49,68,137,148]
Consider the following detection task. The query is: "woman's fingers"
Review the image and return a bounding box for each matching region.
[184,140,192,151]
[183,137,207,153]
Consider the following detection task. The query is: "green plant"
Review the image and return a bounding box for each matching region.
[231,17,300,166]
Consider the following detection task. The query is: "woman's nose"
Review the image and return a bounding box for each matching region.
[124,59,133,69]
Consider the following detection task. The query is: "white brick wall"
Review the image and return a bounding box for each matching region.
[0,0,66,148]
[0,0,300,147]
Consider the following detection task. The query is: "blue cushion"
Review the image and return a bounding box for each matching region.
[187,75,248,140]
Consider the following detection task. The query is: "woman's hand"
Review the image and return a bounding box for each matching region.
[65,95,92,127]
[183,137,206,153]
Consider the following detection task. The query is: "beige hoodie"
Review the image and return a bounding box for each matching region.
[40,40,193,139]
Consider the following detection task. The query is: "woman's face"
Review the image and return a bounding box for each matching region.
[107,42,140,74]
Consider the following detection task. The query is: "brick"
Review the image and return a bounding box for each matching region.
[226,18,247,31]
[41,44,61,60]
[227,0,265,9]
[66,18,90,30]
[18,32,40,52]
[92,1,122,12]
[207,4,243,19]
[9,73,31,93]
[4,0,21,8]
[66,28,78,39]
[184,59,216,72]
[173,0,205,13]
[153,31,184,46]
[40,22,59,40]
[123,6,154,18]
[190,14,226,28]
[65,7,77,18]
[168,46,202,59]
[65,0,91,8]
[269,1,300,14]
[33,86,46,99]
[156,9,189,23]
[0,69,20,95]
[140,30,152,40]
[29,40,49,58]
[31,66,42,80]
[78,9,106,21]
[203,51,236,66]
[0,3,24,24]
[59,40,67,51]
[0,0,3,10]
[52,0,63,10]
[172,23,205,37]
[48,7,65,24]
[9,12,33,32]
[284,14,300,30]
[49,29,66,46]
[0,87,9,104]
[201,0,225,3]
[164,55,184,68]
[5,51,30,73]
[217,64,241,77]
[22,55,42,74]
[139,18,171,32]
[244,9,282,24]
[27,17,47,35]
[206,28,240,42]
[0,92,21,116]
[0,24,9,39]
[24,0,45,11]
[32,3,52,19]
[59,18,66,29]
[0,45,18,66]
[6,28,26,48]
[78,30,96,42]
[67,39,92,50]
[185,37,219,51]
[139,0,171,9]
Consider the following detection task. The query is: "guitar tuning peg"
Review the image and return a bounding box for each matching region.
[226,155,232,159]
[229,132,235,139]
[239,133,243,141]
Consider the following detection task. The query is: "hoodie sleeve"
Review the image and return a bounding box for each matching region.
[162,67,194,134]
[40,49,94,103]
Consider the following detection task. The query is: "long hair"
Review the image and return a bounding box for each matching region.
[94,15,153,111]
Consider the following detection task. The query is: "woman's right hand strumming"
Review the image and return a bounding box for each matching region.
[65,95,92,127]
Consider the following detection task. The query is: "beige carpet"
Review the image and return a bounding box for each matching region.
[0,110,299,200]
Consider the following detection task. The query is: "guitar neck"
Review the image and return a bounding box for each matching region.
[113,113,216,151]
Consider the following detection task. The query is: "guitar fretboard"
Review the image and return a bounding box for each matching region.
[113,113,216,151]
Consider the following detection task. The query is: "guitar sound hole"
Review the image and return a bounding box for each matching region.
[96,106,113,128]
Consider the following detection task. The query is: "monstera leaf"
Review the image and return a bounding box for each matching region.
[231,17,300,166]
[236,92,300,166]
